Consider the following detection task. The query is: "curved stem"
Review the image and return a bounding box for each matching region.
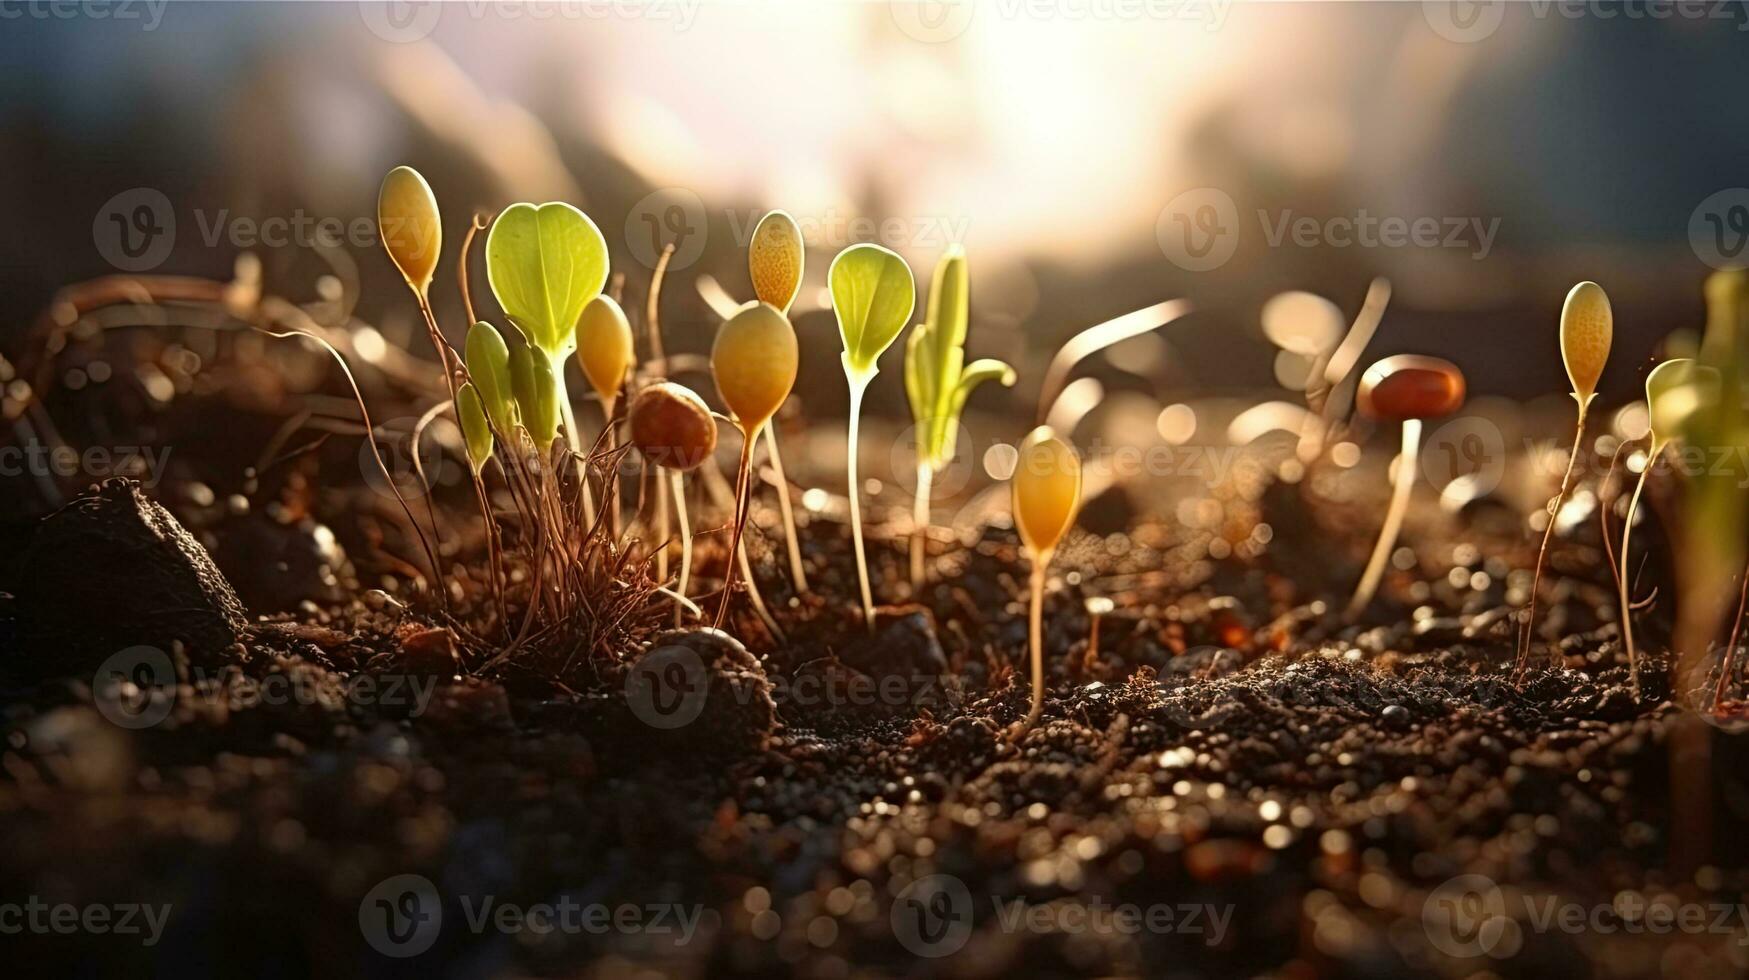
[1347,419,1422,621]
[911,462,933,593]
[714,428,756,629]
[670,468,692,626]
[763,424,809,594]
[1518,402,1590,680]
[1619,454,1654,699]
[601,394,621,541]
[1012,558,1049,739]
[847,381,876,633]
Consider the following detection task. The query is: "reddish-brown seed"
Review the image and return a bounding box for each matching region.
[1356,355,1465,421]
[629,382,718,472]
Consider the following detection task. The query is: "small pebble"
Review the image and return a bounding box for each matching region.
[1382,704,1410,729]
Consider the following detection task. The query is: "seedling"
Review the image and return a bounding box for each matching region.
[456,382,494,476]
[1009,425,1082,738]
[1518,282,1613,677]
[378,166,442,300]
[829,243,916,631]
[747,210,809,593]
[510,343,560,450]
[466,321,517,434]
[486,200,610,512]
[576,294,634,536]
[710,301,799,630]
[629,381,718,622]
[1083,595,1114,674]
[903,244,1015,591]
[1345,355,1466,621]
[1619,357,1716,694]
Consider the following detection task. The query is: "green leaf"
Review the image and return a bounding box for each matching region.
[830,243,915,379]
[455,382,493,474]
[485,202,608,359]
[902,246,1014,471]
[465,321,516,434]
[510,343,560,448]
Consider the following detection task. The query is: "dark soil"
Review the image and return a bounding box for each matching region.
[2,318,1746,979]
[4,447,1748,979]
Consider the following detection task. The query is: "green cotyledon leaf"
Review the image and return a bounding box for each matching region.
[485,202,608,359]
[830,242,915,381]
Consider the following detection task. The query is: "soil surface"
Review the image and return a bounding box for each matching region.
[2,326,1747,978]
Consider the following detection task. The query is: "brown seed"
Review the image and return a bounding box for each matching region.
[629,382,718,471]
[1356,355,1465,421]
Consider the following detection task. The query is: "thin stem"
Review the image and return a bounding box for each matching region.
[847,381,876,633]
[1715,562,1749,711]
[654,466,670,584]
[1619,453,1655,699]
[714,428,756,629]
[1013,558,1049,739]
[1347,419,1423,621]
[1517,401,1590,680]
[471,471,508,635]
[911,462,933,594]
[556,372,595,530]
[736,536,785,642]
[670,468,692,627]
[763,424,809,594]
[602,394,621,541]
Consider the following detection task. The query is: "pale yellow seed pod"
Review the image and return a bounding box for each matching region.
[377,166,442,294]
[1011,426,1082,559]
[711,302,798,429]
[575,294,634,404]
[749,211,804,313]
[1560,280,1612,403]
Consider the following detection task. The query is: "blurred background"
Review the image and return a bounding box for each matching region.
[3,0,1748,533]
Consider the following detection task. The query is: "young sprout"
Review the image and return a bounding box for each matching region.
[1518,282,1614,676]
[456,383,494,475]
[1010,425,1082,738]
[486,201,609,507]
[1345,355,1466,621]
[904,244,1015,591]
[829,243,917,631]
[466,322,516,432]
[1619,358,1718,694]
[746,210,809,593]
[1083,595,1114,675]
[710,301,799,629]
[378,166,442,300]
[629,382,718,622]
[510,343,560,450]
[576,294,634,536]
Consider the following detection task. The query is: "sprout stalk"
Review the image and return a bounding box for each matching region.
[1618,455,1653,698]
[1347,418,1423,621]
[846,379,876,632]
[1517,399,1591,679]
[670,468,692,625]
[763,425,809,593]
[910,462,933,592]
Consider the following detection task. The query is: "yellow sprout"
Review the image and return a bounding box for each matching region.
[1013,427,1082,559]
[1009,425,1081,739]
[1560,280,1613,404]
[711,302,798,431]
[377,166,442,295]
[749,210,804,313]
[456,382,493,476]
[576,294,634,408]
